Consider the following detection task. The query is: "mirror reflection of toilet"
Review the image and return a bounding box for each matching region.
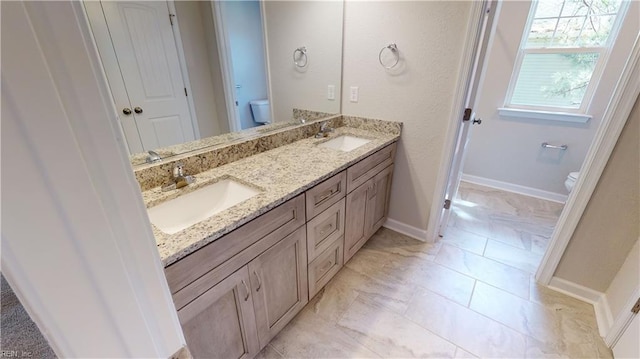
[565,171,579,193]
[250,99,271,125]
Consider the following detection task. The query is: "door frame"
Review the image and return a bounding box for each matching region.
[429,1,640,287]
[437,0,498,238]
[426,0,487,242]
[607,288,640,347]
[166,0,201,140]
[211,1,241,133]
[536,37,640,284]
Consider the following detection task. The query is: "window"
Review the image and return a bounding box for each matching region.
[504,0,628,117]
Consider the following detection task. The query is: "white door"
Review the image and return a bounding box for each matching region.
[437,0,496,237]
[99,1,195,151]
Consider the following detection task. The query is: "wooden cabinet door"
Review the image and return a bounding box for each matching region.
[177,267,259,359]
[344,180,370,263]
[367,165,394,235]
[248,226,308,348]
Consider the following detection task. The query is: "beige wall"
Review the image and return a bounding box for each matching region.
[606,239,639,321]
[174,1,228,138]
[264,1,343,122]
[554,95,640,291]
[341,1,473,232]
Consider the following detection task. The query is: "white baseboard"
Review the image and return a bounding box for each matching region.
[549,277,613,338]
[461,174,568,203]
[383,218,428,242]
[595,296,615,339]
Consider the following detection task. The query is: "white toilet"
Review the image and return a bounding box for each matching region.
[249,99,271,125]
[565,171,579,192]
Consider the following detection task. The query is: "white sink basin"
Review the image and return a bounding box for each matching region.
[148,179,261,234]
[317,135,371,152]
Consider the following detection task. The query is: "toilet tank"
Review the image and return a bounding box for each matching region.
[249,99,271,124]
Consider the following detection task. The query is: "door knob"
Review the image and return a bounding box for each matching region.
[134,107,143,114]
[472,118,482,125]
[122,108,132,115]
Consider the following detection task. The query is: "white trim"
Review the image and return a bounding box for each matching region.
[536,34,640,285]
[596,295,615,339]
[427,0,487,243]
[166,0,201,140]
[548,277,613,338]
[498,107,592,123]
[461,174,568,203]
[259,0,275,124]
[383,218,428,242]
[548,277,604,303]
[593,294,613,338]
[605,287,640,346]
[211,1,241,133]
[2,2,185,355]
[547,280,640,344]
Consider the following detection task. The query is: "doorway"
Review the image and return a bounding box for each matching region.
[212,0,270,132]
[436,0,639,277]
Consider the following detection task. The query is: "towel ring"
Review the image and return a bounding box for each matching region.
[379,43,399,69]
[293,46,308,68]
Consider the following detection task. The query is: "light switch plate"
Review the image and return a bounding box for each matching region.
[327,85,335,100]
[350,86,359,103]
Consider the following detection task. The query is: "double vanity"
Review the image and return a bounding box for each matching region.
[137,116,401,358]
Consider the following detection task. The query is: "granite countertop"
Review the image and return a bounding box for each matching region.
[143,125,400,267]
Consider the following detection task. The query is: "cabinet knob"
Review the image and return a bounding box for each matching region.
[320,223,333,236]
[122,108,132,115]
[134,106,143,114]
[320,260,333,273]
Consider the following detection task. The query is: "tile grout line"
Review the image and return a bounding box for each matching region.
[266,343,285,358]
[466,279,478,308]
[402,285,522,359]
[434,243,532,300]
[467,280,583,350]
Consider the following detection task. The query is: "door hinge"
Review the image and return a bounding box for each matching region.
[169,13,176,26]
[462,108,472,122]
[184,88,188,96]
[444,199,452,210]
[632,297,640,314]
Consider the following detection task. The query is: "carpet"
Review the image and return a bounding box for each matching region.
[1,275,56,358]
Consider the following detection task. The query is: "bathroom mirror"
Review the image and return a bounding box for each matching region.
[83,0,344,167]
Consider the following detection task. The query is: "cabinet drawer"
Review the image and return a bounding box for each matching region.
[165,194,305,295]
[308,237,343,299]
[306,198,345,262]
[347,142,396,193]
[305,171,346,219]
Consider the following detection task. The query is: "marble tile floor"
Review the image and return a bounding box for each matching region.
[259,182,611,358]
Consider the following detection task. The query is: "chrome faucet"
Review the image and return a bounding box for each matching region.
[315,121,334,138]
[161,163,196,192]
[146,150,162,163]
